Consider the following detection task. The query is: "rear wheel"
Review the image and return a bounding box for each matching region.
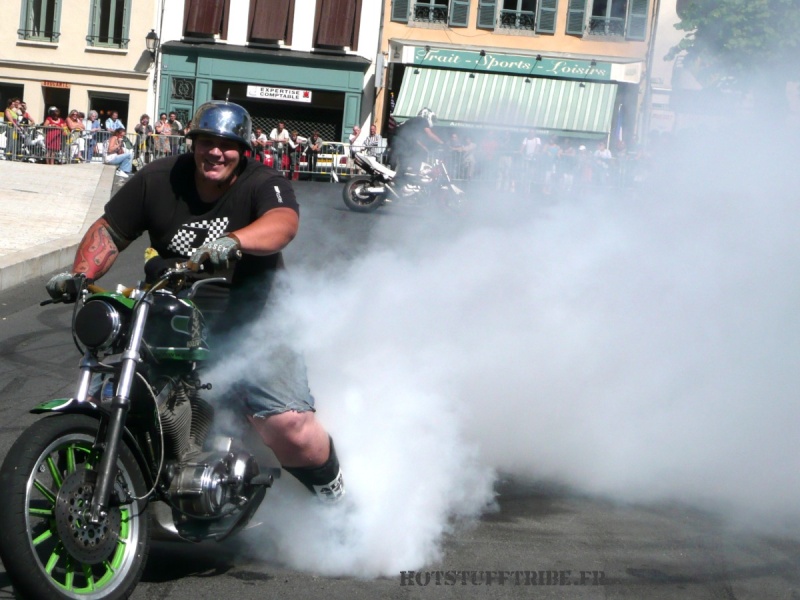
[0,414,150,600]
[342,175,386,212]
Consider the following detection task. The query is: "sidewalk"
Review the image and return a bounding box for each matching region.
[0,161,115,292]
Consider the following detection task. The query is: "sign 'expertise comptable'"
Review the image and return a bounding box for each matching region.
[246,86,312,103]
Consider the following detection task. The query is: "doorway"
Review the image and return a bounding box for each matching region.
[42,88,70,123]
[0,83,25,114]
[88,92,130,131]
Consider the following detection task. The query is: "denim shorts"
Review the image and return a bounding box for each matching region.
[228,343,316,417]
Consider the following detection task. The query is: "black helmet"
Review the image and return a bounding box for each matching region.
[186,100,252,148]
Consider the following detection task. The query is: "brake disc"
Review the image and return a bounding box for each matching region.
[54,470,122,565]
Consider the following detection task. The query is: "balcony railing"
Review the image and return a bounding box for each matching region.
[17,29,60,42]
[412,3,448,23]
[85,34,130,49]
[498,9,536,30]
[587,16,625,36]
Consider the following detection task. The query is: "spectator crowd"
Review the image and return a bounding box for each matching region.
[2,100,647,191]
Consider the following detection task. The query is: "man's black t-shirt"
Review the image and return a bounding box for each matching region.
[391,116,431,168]
[104,154,299,328]
[395,117,428,147]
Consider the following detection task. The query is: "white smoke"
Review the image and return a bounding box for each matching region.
[215,110,800,576]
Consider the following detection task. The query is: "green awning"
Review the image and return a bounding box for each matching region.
[393,67,618,136]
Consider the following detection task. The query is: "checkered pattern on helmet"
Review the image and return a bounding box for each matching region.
[167,217,230,257]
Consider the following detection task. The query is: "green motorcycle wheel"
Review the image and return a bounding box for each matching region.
[0,414,150,600]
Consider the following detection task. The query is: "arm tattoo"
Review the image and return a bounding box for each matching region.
[72,218,128,280]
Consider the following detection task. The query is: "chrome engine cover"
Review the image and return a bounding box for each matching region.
[169,450,258,517]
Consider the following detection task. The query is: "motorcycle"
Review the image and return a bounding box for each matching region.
[341,151,464,213]
[0,255,279,599]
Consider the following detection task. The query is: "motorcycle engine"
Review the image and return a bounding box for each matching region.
[158,378,259,517]
[168,450,259,517]
[158,379,214,463]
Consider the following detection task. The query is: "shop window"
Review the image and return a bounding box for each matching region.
[313,0,362,50]
[18,0,62,43]
[477,0,557,34]
[184,0,230,39]
[391,0,470,27]
[566,0,649,39]
[87,0,131,49]
[248,0,294,44]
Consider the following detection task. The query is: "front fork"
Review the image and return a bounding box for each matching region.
[88,293,153,524]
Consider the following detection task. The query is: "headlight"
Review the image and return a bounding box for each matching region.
[74,300,123,350]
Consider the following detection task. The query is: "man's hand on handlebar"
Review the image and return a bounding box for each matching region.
[187,234,242,271]
[44,272,85,304]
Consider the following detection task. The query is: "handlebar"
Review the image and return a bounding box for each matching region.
[41,248,241,306]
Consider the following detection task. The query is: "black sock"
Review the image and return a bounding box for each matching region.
[284,437,345,500]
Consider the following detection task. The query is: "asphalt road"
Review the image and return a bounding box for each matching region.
[0,180,798,599]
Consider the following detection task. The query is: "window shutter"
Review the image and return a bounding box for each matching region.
[477,0,496,29]
[535,0,557,34]
[250,0,291,41]
[448,0,470,27]
[185,0,225,36]
[350,0,362,51]
[120,0,131,47]
[315,0,356,47]
[626,0,649,40]
[391,0,409,23]
[55,0,64,32]
[18,0,27,37]
[565,0,585,35]
[88,0,100,40]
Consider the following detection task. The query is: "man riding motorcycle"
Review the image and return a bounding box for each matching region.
[46,100,345,503]
[390,107,444,194]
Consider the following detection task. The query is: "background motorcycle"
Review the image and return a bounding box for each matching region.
[0,256,278,600]
[341,151,463,213]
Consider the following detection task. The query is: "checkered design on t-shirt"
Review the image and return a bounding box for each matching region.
[167,217,230,257]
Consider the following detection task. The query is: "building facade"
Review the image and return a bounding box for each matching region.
[0,0,159,129]
[377,0,658,149]
[154,0,382,143]
[644,0,681,136]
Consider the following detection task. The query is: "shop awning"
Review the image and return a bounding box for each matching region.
[392,67,618,136]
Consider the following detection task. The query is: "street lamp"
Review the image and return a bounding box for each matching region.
[145,29,159,57]
[146,29,161,119]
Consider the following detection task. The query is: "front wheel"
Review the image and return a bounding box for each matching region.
[342,175,386,212]
[0,414,150,600]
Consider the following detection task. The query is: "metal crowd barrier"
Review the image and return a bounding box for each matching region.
[1,124,643,189]
[318,141,640,190]
[131,132,188,166]
[0,124,188,167]
[0,123,121,165]
[336,141,642,191]
[1,122,67,163]
[440,150,634,192]
[248,140,356,181]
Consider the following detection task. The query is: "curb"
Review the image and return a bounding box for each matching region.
[0,165,116,292]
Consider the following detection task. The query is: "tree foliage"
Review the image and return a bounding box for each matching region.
[668,0,800,90]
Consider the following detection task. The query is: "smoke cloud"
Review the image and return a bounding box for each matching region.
[210,100,800,576]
